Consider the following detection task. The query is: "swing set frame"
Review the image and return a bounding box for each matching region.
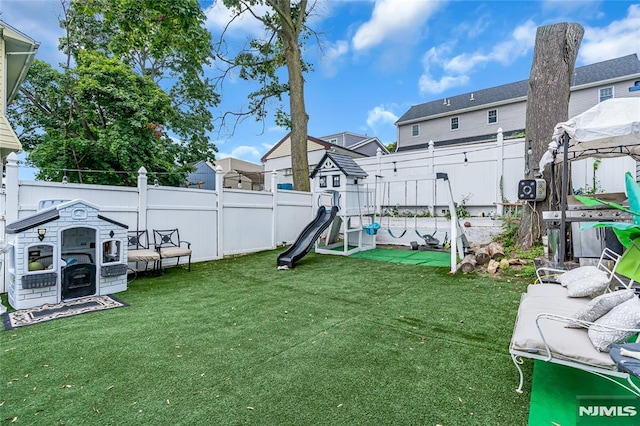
[377,172,467,273]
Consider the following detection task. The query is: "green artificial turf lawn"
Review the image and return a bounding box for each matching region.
[1,250,531,425]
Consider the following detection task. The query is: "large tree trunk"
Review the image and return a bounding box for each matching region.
[274,0,310,192]
[285,39,310,192]
[516,23,584,249]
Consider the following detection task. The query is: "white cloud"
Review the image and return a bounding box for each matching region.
[320,40,349,77]
[366,105,399,130]
[418,45,469,94]
[352,0,444,51]
[419,74,470,95]
[418,20,536,95]
[444,20,536,74]
[579,4,640,64]
[204,2,270,37]
[216,145,264,163]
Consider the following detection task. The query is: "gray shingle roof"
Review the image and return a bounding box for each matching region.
[6,206,128,234]
[310,152,368,178]
[6,208,59,234]
[397,54,640,124]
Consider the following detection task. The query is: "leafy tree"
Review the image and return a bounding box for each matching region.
[10,54,186,185]
[9,0,218,185]
[386,142,397,153]
[218,0,313,192]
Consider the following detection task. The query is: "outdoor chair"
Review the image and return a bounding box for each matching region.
[127,230,160,274]
[534,247,626,289]
[153,228,192,272]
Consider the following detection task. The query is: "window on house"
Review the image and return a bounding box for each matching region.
[411,124,419,137]
[332,175,340,187]
[319,176,327,188]
[488,109,497,124]
[284,168,293,176]
[450,117,459,130]
[599,87,613,102]
[329,138,338,144]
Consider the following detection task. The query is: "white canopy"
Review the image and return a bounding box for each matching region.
[539,97,640,172]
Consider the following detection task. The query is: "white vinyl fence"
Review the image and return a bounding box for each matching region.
[354,129,636,217]
[0,153,313,293]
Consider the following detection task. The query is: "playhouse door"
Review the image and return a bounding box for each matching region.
[61,227,97,299]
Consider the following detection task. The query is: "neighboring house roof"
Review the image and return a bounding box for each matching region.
[310,152,368,179]
[1,20,39,159]
[1,21,39,106]
[319,131,390,156]
[348,136,390,156]
[260,132,366,163]
[187,157,264,189]
[396,54,640,125]
[212,157,264,174]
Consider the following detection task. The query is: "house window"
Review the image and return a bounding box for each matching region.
[319,176,327,188]
[599,87,613,102]
[284,168,293,176]
[488,109,497,124]
[329,138,338,144]
[450,117,459,130]
[332,175,341,187]
[411,124,420,137]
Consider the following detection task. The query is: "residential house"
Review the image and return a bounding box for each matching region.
[0,21,39,162]
[320,131,389,157]
[261,131,386,190]
[185,157,264,191]
[395,54,640,152]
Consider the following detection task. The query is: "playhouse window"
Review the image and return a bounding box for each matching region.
[319,176,327,188]
[27,244,55,271]
[102,240,122,263]
[332,175,341,187]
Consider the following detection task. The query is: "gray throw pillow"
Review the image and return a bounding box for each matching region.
[557,266,608,286]
[588,296,640,352]
[565,274,611,298]
[567,289,635,328]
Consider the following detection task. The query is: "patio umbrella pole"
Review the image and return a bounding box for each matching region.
[559,132,570,263]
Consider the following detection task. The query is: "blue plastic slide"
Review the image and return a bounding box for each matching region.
[277,205,339,268]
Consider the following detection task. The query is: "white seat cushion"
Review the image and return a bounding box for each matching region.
[128,249,160,262]
[159,247,192,258]
[510,284,615,369]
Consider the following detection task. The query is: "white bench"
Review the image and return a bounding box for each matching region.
[510,283,640,396]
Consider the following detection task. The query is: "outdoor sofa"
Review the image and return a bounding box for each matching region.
[510,250,640,396]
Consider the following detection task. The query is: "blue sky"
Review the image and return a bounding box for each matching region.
[2,0,640,174]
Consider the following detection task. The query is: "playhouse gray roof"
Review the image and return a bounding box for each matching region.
[6,208,60,234]
[6,207,128,234]
[397,54,640,124]
[310,152,368,178]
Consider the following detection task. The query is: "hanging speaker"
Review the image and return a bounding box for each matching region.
[518,179,546,201]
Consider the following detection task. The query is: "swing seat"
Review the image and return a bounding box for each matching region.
[422,234,440,247]
[364,222,380,235]
[387,228,407,238]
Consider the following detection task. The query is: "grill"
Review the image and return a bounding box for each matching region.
[543,209,632,222]
[543,193,629,260]
[542,193,631,222]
